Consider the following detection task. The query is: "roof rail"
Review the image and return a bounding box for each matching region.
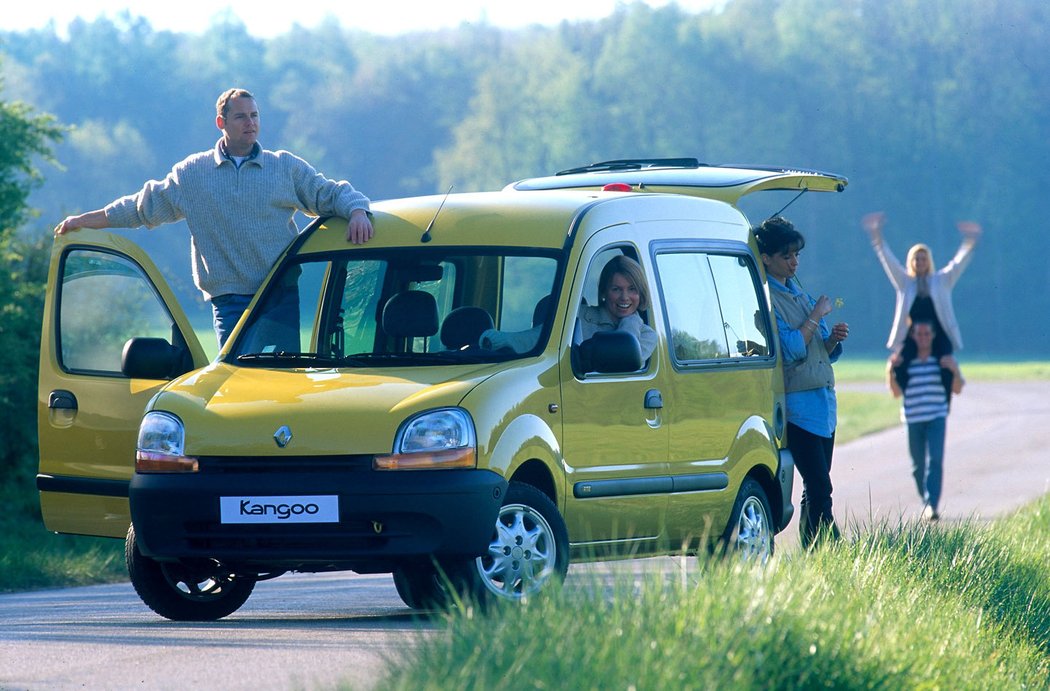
[556,158,706,176]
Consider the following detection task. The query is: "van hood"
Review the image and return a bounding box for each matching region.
[151,362,502,456]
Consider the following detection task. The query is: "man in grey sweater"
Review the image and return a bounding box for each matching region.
[54,87,374,347]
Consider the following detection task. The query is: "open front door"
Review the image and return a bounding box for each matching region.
[37,230,209,538]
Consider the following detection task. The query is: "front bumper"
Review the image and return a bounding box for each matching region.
[129,456,506,572]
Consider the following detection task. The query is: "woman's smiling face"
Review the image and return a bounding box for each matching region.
[601,271,641,320]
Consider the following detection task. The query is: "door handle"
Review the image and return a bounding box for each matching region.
[48,390,78,411]
[644,389,663,410]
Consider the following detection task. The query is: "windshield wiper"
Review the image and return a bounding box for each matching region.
[343,351,484,365]
[235,352,345,366]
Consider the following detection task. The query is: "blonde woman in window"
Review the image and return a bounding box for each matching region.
[574,255,657,360]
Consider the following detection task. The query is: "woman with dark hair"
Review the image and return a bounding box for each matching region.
[754,216,850,548]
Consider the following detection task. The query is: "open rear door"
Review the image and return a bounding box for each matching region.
[505,160,848,205]
[37,230,209,538]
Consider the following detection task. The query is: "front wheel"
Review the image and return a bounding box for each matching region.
[717,478,774,562]
[125,524,255,621]
[471,481,569,602]
[392,561,449,610]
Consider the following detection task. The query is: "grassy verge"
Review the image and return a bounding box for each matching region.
[834,356,1050,382]
[0,467,125,592]
[835,389,900,444]
[374,495,1050,690]
[832,358,1050,444]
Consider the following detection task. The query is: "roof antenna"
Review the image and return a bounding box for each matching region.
[420,184,453,243]
[767,188,808,220]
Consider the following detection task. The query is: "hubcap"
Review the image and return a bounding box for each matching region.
[476,503,557,599]
[736,496,772,562]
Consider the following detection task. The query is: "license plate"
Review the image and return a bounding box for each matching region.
[220,495,339,524]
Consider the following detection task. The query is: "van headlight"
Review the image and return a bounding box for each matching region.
[374,408,477,470]
[135,411,199,473]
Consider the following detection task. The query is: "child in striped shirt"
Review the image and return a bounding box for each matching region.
[888,321,965,521]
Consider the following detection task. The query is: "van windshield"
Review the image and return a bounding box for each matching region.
[228,248,561,368]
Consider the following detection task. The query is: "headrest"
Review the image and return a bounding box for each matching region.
[382,290,439,338]
[532,294,553,327]
[440,306,494,350]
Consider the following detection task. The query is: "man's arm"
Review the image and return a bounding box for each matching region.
[285,153,373,244]
[54,209,110,235]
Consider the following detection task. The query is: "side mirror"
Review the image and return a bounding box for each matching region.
[121,337,186,380]
[576,330,643,374]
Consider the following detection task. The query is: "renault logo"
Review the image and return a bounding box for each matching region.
[273,425,293,448]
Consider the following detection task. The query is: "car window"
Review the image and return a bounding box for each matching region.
[655,250,771,364]
[57,249,178,374]
[499,256,557,332]
[708,254,770,358]
[230,249,561,367]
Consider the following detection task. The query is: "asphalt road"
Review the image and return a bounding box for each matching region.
[819,379,1050,531]
[2,381,1047,690]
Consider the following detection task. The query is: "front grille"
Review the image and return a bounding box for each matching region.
[182,518,408,553]
[196,455,374,474]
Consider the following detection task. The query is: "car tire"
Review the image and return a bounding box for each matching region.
[717,477,774,562]
[125,524,255,621]
[470,481,569,603]
[392,561,448,610]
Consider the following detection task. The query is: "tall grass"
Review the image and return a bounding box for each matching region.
[374,496,1050,690]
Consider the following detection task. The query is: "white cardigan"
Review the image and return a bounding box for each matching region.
[872,238,975,351]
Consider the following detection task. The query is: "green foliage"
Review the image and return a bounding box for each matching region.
[0,234,48,471]
[2,1,1048,355]
[376,496,1050,690]
[0,90,63,233]
[0,77,60,476]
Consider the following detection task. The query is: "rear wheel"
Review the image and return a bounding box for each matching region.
[717,478,774,562]
[125,524,255,621]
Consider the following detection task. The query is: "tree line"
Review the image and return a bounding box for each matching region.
[1,0,1047,361]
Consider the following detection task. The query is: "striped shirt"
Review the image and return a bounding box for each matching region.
[901,356,949,423]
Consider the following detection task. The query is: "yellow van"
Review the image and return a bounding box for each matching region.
[38,160,846,619]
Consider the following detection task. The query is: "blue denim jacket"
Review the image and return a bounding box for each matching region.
[769,277,842,438]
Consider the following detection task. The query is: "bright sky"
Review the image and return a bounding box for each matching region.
[2,1,726,38]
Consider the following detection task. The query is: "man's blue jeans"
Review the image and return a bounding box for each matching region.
[907,416,946,511]
[211,293,254,348]
[213,287,301,352]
